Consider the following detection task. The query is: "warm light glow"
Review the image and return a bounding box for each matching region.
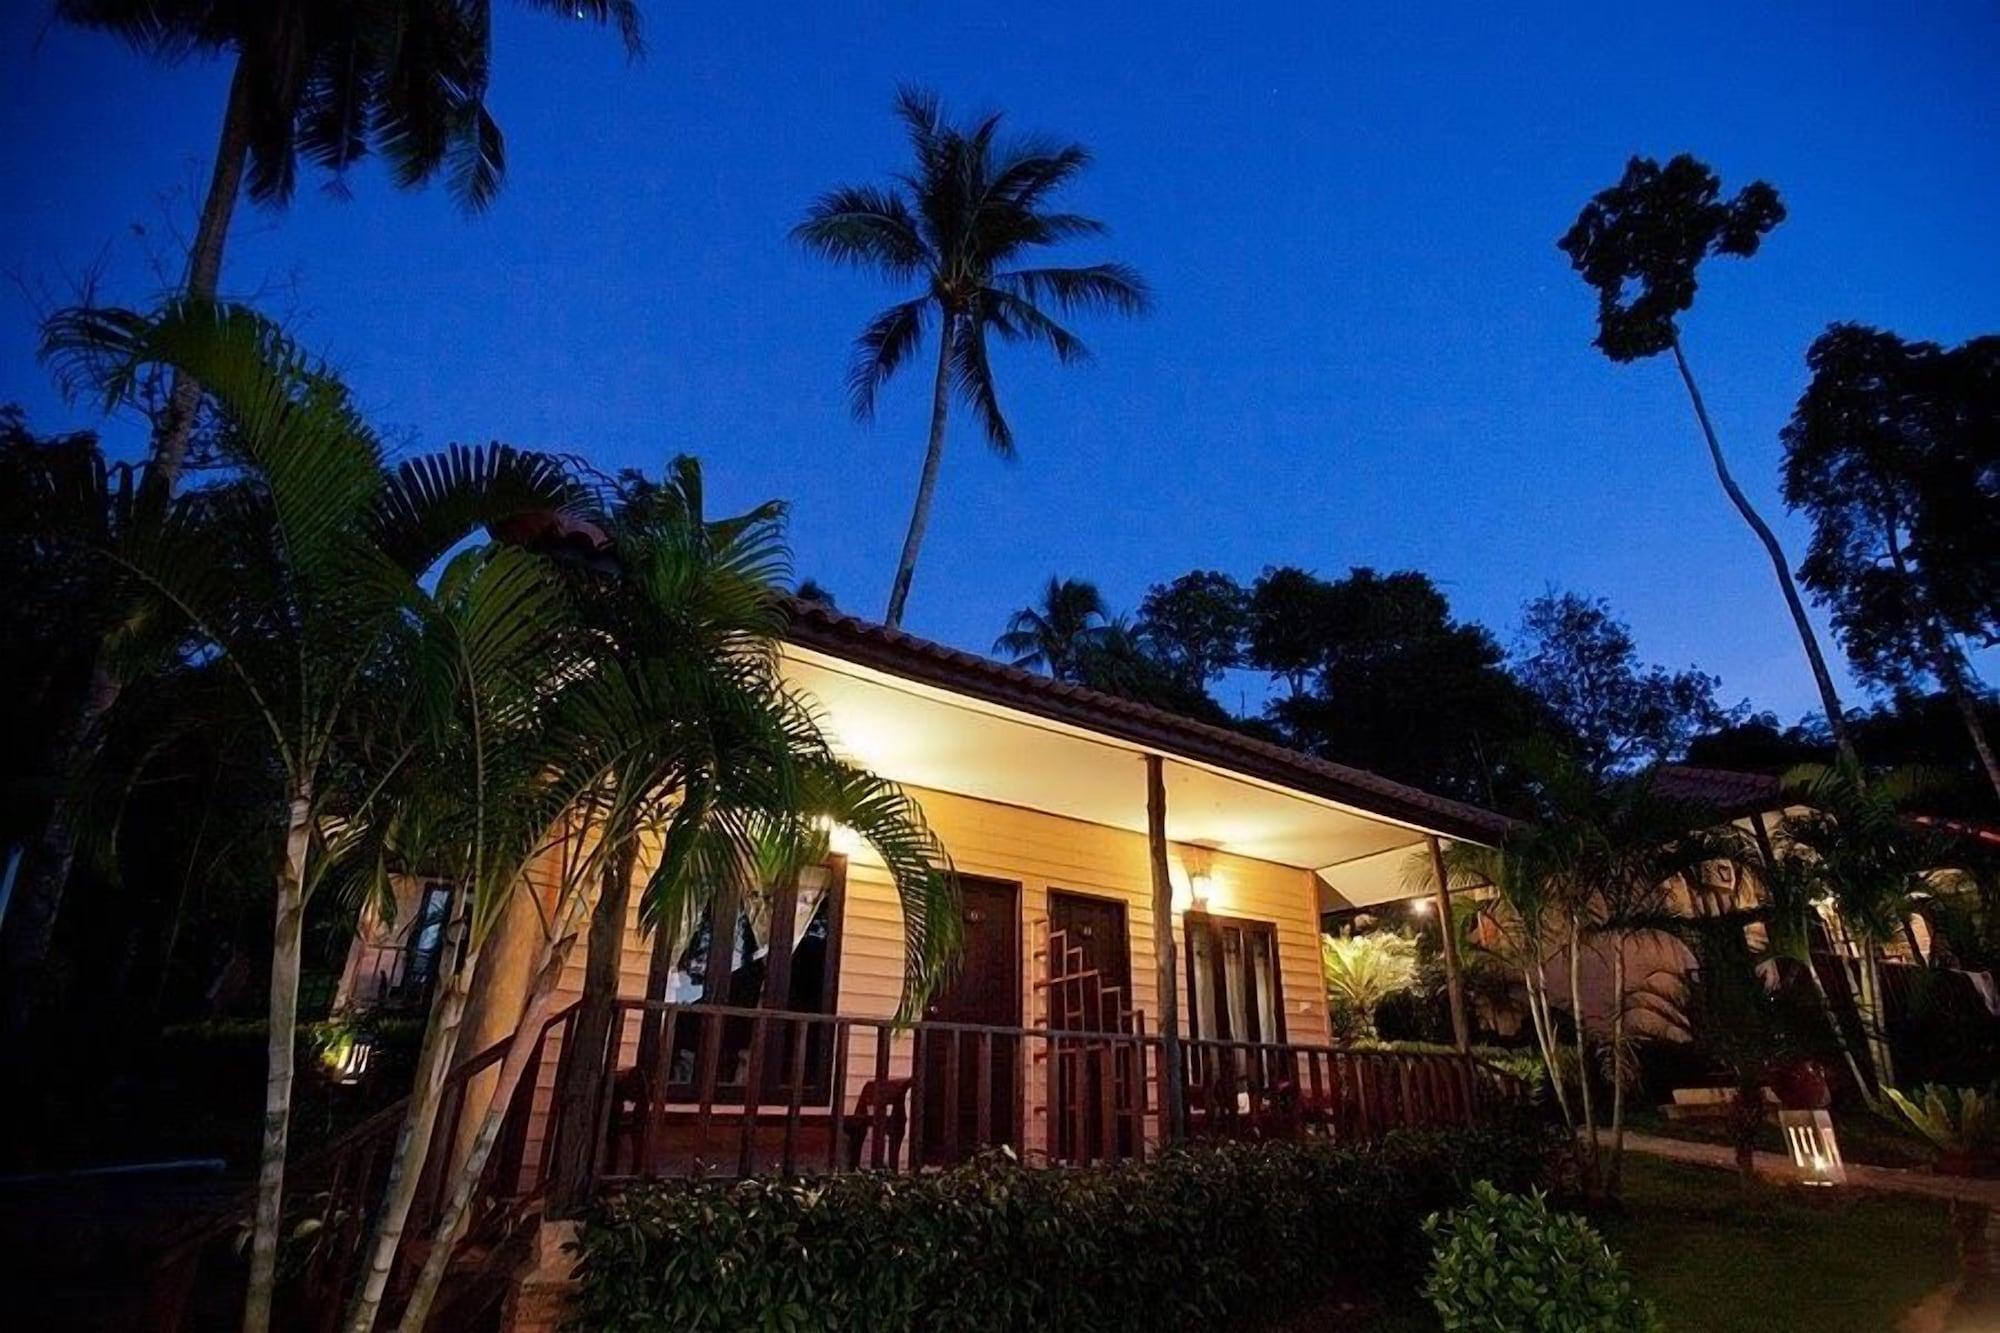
[1179,845,1218,913]
[1189,871,1213,909]
[823,820,864,857]
[1410,897,1433,915]
[1780,1110,1846,1187]
[322,1033,375,1086]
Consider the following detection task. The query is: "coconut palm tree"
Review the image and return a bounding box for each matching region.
[5,0,646,1036]
[995,576,1110,680]
[1558,155,1859,768]
[42,298,583,1333]
[795,87,1149,627]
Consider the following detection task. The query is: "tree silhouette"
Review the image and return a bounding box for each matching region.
[796,88,1148,627]
[1136,570,1247,690]
[1558,154,1859,766]
[995,576,1110,680]
[1782,324,2000,800]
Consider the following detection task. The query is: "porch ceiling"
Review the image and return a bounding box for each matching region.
[783,645,1449,882]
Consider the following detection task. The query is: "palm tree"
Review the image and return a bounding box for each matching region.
[795,87,1149,627]
[5,0,645,1035]
[42,299,581,1333]
[1559,155,1859,768]
[995,576,1110,680]
[1775,760,1944,1095]
[378,457,960,1333]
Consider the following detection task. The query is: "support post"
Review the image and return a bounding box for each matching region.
[1427,835,1470,1053]
[1146,755,1186,1141]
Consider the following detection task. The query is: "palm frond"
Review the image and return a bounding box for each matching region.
[845,298,931,419]
[792,186,931,279]
[996,263,1152,317]
[950,322,1013,456]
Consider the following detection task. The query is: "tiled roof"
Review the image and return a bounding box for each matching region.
[1651,765,1786,818]
[782,599,1516,846]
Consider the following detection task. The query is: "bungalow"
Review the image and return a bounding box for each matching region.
[304,602,1528,1332]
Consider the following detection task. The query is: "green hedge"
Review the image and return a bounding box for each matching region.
[568,1126,1561,1332]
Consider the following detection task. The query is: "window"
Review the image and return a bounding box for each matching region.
[654,857,846,1104]
[400,882,454,998]
[1183,913,1286,1092]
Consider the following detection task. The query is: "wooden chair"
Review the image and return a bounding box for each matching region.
[844,1077,912,1169]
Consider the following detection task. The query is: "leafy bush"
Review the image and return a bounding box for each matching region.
[569,1126,1559,1332]
[1885,1083,1999,1172]
[1423,1181,1659,1332]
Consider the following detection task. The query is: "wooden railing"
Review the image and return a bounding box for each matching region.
[557,1000,1533,1186]
[142,1003,577,1333]
[142,1001,1531,1329]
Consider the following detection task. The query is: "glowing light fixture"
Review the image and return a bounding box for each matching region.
[1779,1110,1846,1186]
[1182,846,1215,910]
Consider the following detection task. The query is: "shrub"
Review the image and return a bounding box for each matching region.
[568,1126,1559,1332]
[1423,1181,1658,1332]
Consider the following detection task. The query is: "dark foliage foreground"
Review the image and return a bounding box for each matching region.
[568,1125,1561,1332]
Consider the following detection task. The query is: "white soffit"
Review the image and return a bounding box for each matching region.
[781,647,1442,871]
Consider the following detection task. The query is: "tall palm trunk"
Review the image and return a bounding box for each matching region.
[1887,524,2000,802]
[1608,943,1628,1194]
[1567,920,1599,1189]
[1670,334,1858,768]
[339,895,481,1333]
[244,780,311,1333]
[0,58,254,1027]
[548,839,638,1215]
[1522,955,1573,1128]
[883,311,958,628]
[393,929,584,1333]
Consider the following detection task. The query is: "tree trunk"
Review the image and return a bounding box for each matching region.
[1803,950,1877,1110]
[1670,334,1858,769]
[154,54,256,494]
[1945,675,2000,807]
[1145,755,1187,1142]
[883,312,958,629]
[0,57,255,1027]
[1884,519,2000,803]
[548,839,638,1216]
[243,781,311,1333]
[1524,959,1573,1129]
[393,937,581,1333]
[1567,919,1598,1189]
[1856,940,1897,1090]
[338,954,479,1333]
[1608,944,1628,1194]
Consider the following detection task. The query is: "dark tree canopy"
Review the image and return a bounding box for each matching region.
[1259,568,1548,805]
[1246,565,1334,697]
[1557,154,1785,361]
[1073,617,1233,724]
[1135,570,1247,690]
[1781,323,2000,690]
[1514,589,1735,778]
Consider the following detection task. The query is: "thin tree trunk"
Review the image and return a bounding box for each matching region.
[1803,949,1877,1110]
[883,312,958,629]
[1884,519,2000,803]
[338,956,480,1333]
[1609,943,1628,1194]
[1945,675,2000,806]
[548,839,638,1216]
[393,936,581,1333]
[0,58,255,1026]
[1567,919,1598,1189]
[1525,958,1573,1128]
[155,54,256,494]
[243,781,311,1333]
[1856,939,1897,1090]
[1670,334,1858,769]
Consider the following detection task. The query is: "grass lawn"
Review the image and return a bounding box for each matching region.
[1275,1154,1959,1331]
[1599,1155,1956,1332]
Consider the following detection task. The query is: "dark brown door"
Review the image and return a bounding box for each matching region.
[921,877,1020,1163]
[1048,890,1132,1160]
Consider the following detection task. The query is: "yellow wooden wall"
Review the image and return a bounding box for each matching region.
[506,781,1331,1169]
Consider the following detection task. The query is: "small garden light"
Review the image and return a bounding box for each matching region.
[1779,1109,1846,1187]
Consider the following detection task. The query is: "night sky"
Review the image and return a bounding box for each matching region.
[4,2,1995,724]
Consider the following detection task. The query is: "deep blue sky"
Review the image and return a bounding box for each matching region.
[5,2,1995,724]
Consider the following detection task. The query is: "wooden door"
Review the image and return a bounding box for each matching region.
[921,877,1020,1163]
[1048,890,1131,1160]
